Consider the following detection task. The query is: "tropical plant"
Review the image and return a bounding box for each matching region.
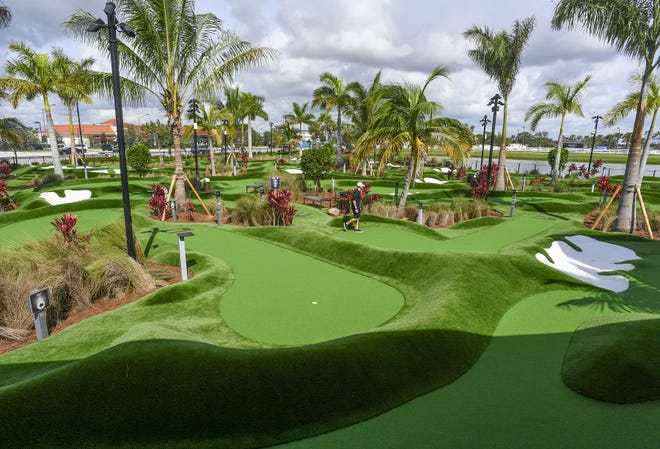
[266,189,296,226]
[464,16,536,191]
[525,75,591,184]
[66,0,277,209]
[347,71,383,175]
[183,102,231,175]
[51,214,93,250]
[284,102,314,157]
[605,73,660,185]
[300,144,334,192]
[148,183,171,219]
[469,163,499,199]
[0,42,89,177]
[312,72,353,164]
[241,92,268,158]
[354,66,473,208]
[127,143,151,176]
[0,117,26,163]
[552,0,660,232]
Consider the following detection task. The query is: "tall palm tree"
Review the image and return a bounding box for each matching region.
[183,102,231,175]
[53,53,97,165]
[284,102,314,157]
[0,117,26,164]
[241,92,268,158]
[66,0,277,208]
[312,72,352,164]
[0,3,11,29]
[347,71,383,176]
[464,16,536,191]
[605,73,660,185]
[355,66,473,208]
[525,75,591,184]
[0,42,90,177]
[552,0,660,232]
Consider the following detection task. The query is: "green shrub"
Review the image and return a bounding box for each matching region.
[227,195,270,226]
[127,143,152,176]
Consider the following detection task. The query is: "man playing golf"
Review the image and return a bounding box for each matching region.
[344,181,364,233]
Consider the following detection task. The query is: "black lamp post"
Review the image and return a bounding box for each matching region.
[34,121,42,147]
[269,121,273,156]
[188,98,200,189]
[479,114,490,169]
[486,94,504,194]
[87,1,136,259]
[223,129,228,162]
[588,115,603,174]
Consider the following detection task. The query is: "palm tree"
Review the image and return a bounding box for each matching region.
[347,71,383,176]
[0,42,90,177]
[66,0,277,208]
[552,0,660,232]
[314,112,336,144]
[312,72,352,164]
[241,92,268,158]
[53,53,97,165]
[525,75,591,184]
[355,66,473,208]
[0,3,11,29]
[0,117,26,164]
[284,102,314,157]
[183,102,231,175]
[464,16,536,191]
[605,73,660,185]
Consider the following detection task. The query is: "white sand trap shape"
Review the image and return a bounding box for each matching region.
[423,177,447,185]
[40,190,92,205]
[284,168,303,174]
[535,235,641,293]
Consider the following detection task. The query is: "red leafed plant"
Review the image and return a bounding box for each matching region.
[0,162,12,177]
[266,188,296,226]
[51,213,93,249]
[597,176,619,195]
[148,183,171,219]
[0,180,16,211]
[468,163,498,199]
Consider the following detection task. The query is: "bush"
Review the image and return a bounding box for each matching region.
[300,144,334,191]
[266,188,296,226]
[227,195,270,226]
[547,147,569,173]
[468,164,498,198]
[127,143,152,176]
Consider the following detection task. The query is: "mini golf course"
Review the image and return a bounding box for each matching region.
[0,162,658,448]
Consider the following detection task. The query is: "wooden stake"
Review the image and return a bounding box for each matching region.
[161,174,177,221]
[635,185,654,239]
[591,184,622,230]
[183,175,213,216]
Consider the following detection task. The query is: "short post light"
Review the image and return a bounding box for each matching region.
[188,99,201,189]
[417,201,424,225]
[215,190,223,225]
[269,122,274,156]
[177,231,195,281]
[28,288,51,340]
[169,200,177,222]
[509,189,518,218]
[588,115,603,174]
[522,173,527,192]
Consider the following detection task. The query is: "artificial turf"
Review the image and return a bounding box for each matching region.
[0,166,658,448]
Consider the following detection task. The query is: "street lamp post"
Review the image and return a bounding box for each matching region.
[34,121,42,147]
[188,99,200,189]
[86,1,136,259]
[75,101,88,179]
[223,129,228,162]
[479,114,490,170]
[486,94,504,195]
[588,115,603,175]
[269,122,273,156]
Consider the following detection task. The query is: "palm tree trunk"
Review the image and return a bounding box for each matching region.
[171,118,187,209]
[299,123,303,158]
[209,132,216,176]
[247,117,253,158]
[67,105,76,165]
[638,108,657,185]
[398,149,415,209]
[615,64,651,232]
[43,96,63,177]
[551,114,566,185]
[336,107,343,165]
[495,100,508,191]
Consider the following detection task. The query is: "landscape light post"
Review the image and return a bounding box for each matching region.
[479,114,490,169]
[588,115,603,175]
[86,1,136,259]
[486,94,504,196]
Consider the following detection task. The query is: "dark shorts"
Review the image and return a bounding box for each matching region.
[353,212,361,219]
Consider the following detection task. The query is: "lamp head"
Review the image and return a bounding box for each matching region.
[104,1,116,16]
[86,18,106,33]
[118,22,136,37]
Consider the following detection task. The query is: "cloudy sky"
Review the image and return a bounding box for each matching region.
[0,0,644,139]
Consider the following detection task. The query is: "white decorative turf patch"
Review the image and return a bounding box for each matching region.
[285,168,303,174]
[39,189,92,205]
[535,235,641,292]
[423,177,446,184]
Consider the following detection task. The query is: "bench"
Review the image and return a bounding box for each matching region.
[245,182,264,194]
[303,195,331,208]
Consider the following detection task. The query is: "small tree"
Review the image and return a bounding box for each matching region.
[547,148,568,175]
[300,144,334,192]
[127,143,151,177]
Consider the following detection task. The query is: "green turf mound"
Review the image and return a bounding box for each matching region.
[562,314,660,403]
[0,331,487,449]
[449,215,504,230]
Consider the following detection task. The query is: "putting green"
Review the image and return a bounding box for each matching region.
[185,226,404,345]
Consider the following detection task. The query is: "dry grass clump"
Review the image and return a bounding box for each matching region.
[226,195,272,226]
[364,198,491,228]
[0,221,156,341]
